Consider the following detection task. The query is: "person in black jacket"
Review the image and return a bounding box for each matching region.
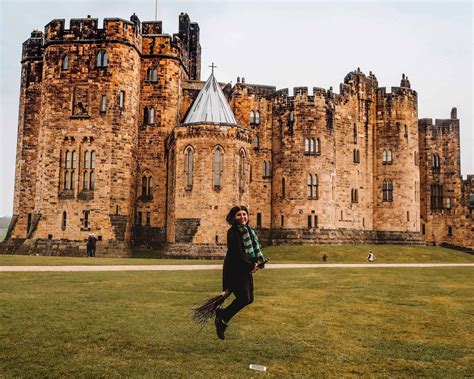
[215,205,265,340]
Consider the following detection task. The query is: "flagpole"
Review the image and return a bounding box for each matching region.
[155,0,158,21]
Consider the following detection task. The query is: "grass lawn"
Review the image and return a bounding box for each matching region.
[0,267,473,377]
[1,244,473,266]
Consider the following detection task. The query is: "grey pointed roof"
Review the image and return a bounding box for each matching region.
[183,73,238,125]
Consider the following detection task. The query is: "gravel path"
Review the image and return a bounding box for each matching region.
[1,263,473,272]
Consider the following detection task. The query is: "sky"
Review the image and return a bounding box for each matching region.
[0,0,472,216]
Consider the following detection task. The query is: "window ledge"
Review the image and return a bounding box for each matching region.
[78,191,94,200]
[59,191,75,200]
[213,185,222,191]
[138,195,153,202]
[185,186,193,192]
[307,196,319,200]
[70,114,90,119]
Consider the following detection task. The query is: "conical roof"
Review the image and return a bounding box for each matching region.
[183,73,238,125]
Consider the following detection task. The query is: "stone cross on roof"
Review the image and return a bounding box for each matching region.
[209,62,217,74]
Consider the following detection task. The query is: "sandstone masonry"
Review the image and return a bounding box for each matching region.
[2,13,472,257]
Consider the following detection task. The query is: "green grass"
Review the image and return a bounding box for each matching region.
[264,244,474,263]
[1,244,473,266]
[0,268,472,377]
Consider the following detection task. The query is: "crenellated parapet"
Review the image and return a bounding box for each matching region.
[22,30,44,62]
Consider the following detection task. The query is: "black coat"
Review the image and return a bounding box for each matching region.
[222,224,255,291]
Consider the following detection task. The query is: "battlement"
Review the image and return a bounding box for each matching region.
[22,30,44,61]
[43,16,143,48]
[142,21,162,35]
[419,109,460,135]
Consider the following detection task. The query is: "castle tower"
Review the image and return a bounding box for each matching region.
[419,109,463,244]
[374,74,420,232]
[8,30,44,241]
[166,72,252,247]
[133,13,201,248]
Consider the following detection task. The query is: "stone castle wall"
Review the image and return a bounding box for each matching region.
[2,13,472,256]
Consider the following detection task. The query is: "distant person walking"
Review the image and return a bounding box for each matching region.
[367,251,376,262]
[214,205,266,340]
[87,234,98,257]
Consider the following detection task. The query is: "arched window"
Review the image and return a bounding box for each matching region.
[149,107,155,124]
[304,138,310,153]
[289,111,294,129]
[387,150,392,163]
[213,147,223,189]
[83,150,95,190]
[382,150,387,163]
[312,174,319,198]
[263,161,271,178]
[250,111,255,125]
[62,54,69,70]
[148,176,152,195]
[310,138,315,154]
[432,154,441,171]
[96,50,108,67]
[307,174,312,198]
[315,138,321,154]
[266,161,271,177]
[353,149,360,163]
[151,68,158,82]
[61,211,67,231]
[185,146,194,188]
[351,188,358,203]
[252,135,259,149]
[281,177,286,197]
[255,111,260,125]
[353,123,357,144]
[63,149,76,190]
[143,107,149,124]
[141,176,147,196]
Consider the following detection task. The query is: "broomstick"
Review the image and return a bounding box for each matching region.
[192,259,269,327]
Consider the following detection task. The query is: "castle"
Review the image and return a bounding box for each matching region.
[2,13,472,257]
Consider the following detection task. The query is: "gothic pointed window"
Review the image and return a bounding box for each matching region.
[307,174,312,197]
[304,138,310,154]
[96,50,108,67]
[185,146,194,188]
[255,111,260,125]
[250,111,255,126]
[382,150,387,163]
[387,150,392,163]
[142,176,147,196]
[315,138,321,154]
[148,176,152,196]
[213,146,223,189]
[96,51,102,67]
[62,54,69,70]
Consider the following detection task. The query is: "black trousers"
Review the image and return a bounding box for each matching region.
[87,246,96,257]
[221,274,254,323]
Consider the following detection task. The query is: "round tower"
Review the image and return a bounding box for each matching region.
[374,74,420,232]
[167,73,252,250]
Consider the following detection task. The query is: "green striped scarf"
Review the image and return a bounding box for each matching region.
[238,224,265,263]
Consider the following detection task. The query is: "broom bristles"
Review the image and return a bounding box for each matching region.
[192,291,230,327]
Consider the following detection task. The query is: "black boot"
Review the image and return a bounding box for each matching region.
[214,309,227,340]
